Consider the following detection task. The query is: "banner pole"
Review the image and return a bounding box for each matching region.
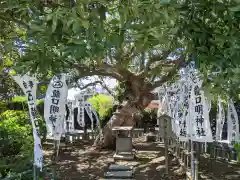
[33,165,36,180]
[51,140,58,180]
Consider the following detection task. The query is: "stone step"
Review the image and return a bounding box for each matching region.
[113,153,135,160]
[108,164,133,171]
[104,179,134,180]
[104,171,133,178]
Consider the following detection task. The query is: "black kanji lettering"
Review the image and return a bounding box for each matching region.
[232,132,236,137]
[31,107,37,119]
[50,105,59,114]
[52,98,59,105]
[23,81,28,89]
[233,124,237,130]
[34,119,39,127]
[26,91,34,103]
[196,127,201,137]
[195,105,203,114]
[231,114,236,124]
[49,114,57,123]
[180,129,186,136]
[183,120,186,128]
[194,85,201,96]
[200,128,206,136]
[178,111,183,118]
[195,96,201,104]
[29,81,34,89]
[195,116,204,126]
[51,90,60,98]
[52,80,63,88]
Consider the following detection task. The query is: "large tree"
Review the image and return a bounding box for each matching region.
[0,0,239,148]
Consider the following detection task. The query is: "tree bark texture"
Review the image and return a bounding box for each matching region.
[93,91,154,149]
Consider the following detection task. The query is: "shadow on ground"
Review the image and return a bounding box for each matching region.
[43,138,240,180]
[198,155,240,180]
[44,140,114,180]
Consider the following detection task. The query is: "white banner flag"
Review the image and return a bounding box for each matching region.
[12,74,43,170]
[227,99,239,145]
[157,87,166,118]
[44,74,68,140]
[74,94,85,127]
[84,102,94,130]
[216,96,225,141]
[66,101,74,132]
[92,108,101,129]
[177,83,189,141]
[189,80,213,142]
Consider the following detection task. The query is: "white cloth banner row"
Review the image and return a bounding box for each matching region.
[44,74,68,140]
[227,99,239,144]
[158,65,239,144]
[12,73,102,169]
[12,75,43,170]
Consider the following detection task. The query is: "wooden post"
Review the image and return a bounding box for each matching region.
[190,140,195,180]
[33,160,42,180]
[157,119,161,142]
[204,142,207,153]
[194,142,200,180]
[159,114,171,176]
[51,140,58,180]
[33,165,37,180]
[164,116,169,176]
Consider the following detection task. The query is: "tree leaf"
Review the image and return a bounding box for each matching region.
[229,5,240,12]
[52,15,58,33]
[29,24,45,32]
[72,21,82,33]
[81,19,89,29]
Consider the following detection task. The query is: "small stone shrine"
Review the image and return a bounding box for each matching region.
[112,126,135,160]
[104,164,134,180]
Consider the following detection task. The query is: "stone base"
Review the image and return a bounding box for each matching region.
[108,164,133,171]
[113,152,135,160]
[104,170,134,180]
[104,164,134,180]
[145,133,157,142]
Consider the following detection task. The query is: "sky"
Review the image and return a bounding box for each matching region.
[67,77,117,100]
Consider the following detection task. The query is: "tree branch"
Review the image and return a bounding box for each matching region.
[78,80,103,90]
[0,14,29,28]
[149,56,186,89]
[139,52,145,72]
[74,62,131,82]
[142,50,171,76]
[98,76,115,96]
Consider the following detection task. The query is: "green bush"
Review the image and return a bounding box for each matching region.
[88,94,114,128]
[100,105,118,128]
[234,143,240,163]
[88,94,114,119]
[0,110,33,178]
[0,96,45,111]
[11,96,27,103]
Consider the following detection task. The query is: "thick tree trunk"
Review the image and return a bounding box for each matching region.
[93,101,141,149]
[93,91,154,149]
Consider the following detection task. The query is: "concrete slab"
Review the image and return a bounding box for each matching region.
[113,153,135,160]
[109,164,133,171]
[104,171,133,178]
[103,179,134,180]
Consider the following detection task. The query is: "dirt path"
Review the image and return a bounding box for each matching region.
[44,138,240,180]
[44,139,184,180]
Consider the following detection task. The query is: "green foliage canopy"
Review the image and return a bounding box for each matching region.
[0,0,239,98]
